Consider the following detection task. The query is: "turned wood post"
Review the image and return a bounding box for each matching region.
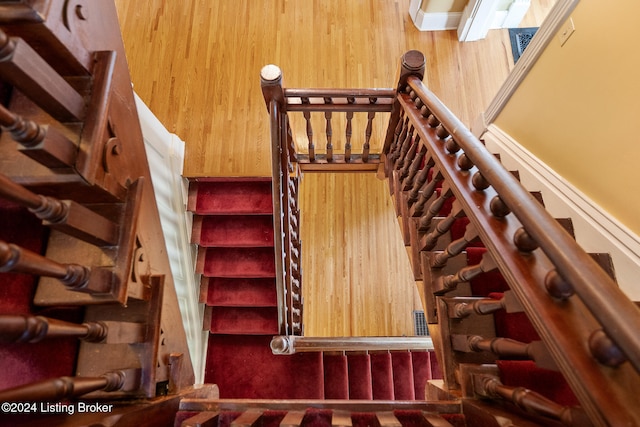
[261,64,288,334]
[382,50,426,156]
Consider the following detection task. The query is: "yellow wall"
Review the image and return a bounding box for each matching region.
[494,0,640,235]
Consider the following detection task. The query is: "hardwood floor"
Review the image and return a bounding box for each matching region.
[114,0,554,337]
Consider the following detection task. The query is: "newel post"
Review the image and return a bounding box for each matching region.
[260,64,285,112]
[260,64,288,335]
[381,50,426,164]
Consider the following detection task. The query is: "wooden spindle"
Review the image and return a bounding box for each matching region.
[393,125,414,171]
[0,104,76,168]
[0,29,85,122]
[454,335,556,369]
[0,239,112,294]
[302,103,315,162]
[0,369,140,402]
[407,157,435,205]
[431,222,479,269]
[473,374,591,426]
[325,110,333,162]
[417,184,453,232]
[411,169,443,217]
[388,117,409,164]
[0,173,119,246]
[363,110,375,163]
[436,250,497,294]
[422,200,464,251]
[345,110,353,163]
[0,314,107,343]
[398,135,419,182]
[453,298,505,318]
[401,144,427,191]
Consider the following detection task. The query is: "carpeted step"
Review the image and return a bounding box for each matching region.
[323,353,349,399]
[197,247,276,278]
[204,334,324,399]
[410,351,432,400]
[204,277,277,307]
[209,306,279,334]
[497,360,579,407]
[188,179,273,215]
[192,214,274,247]
[370,352,395,400]
[391,351,415,400]
[347,353,373,399]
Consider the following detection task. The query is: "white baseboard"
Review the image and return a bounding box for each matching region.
[482,125,640,301]
[410,4,462,31]
[135,93,207,383]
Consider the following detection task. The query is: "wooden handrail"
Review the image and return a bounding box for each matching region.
[403,73,640,370]
[270,336,434,355]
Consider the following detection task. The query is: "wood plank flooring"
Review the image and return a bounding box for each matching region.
[114,0,554,337]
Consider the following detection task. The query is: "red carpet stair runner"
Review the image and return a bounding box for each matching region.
[188,178,439,400]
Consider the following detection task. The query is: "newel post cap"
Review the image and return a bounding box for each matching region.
[395,50,426,91]
[260,64,285,109]
[260,64,282,85]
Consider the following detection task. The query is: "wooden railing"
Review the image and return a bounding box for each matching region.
[382,51,640,426]
[0,0,194,415]
[262,51,640,426]
[269,335,433,355]
[260,66,397,336]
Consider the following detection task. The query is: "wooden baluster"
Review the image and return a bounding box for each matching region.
[0,314,107,343]
[472,374,592,426]
[452,291,523,318]
[0,369,140,402]
[0,29,85,122]
[0,173,119,246]
[345,98,354,163]
[422,200,465,251]
[0,314,146,345]
[453,298,505,318]
[399,135,419,182]
[393,125,414,171]
[417,184,453,232]
[411,169,443,217]
[387,116,409,164]
[325,103,333,162]
[407,156,435,205]
[435,250,497,294]
[285,118,297,166]
[453,335,556,369]
[363,100,376,163]
[302,98,315,162]
[401,144,427,191]
[0,239,112,294]
[0,104,76,168]
[431,222,479,269]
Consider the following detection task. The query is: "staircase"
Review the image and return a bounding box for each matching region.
[188,178,439,400]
